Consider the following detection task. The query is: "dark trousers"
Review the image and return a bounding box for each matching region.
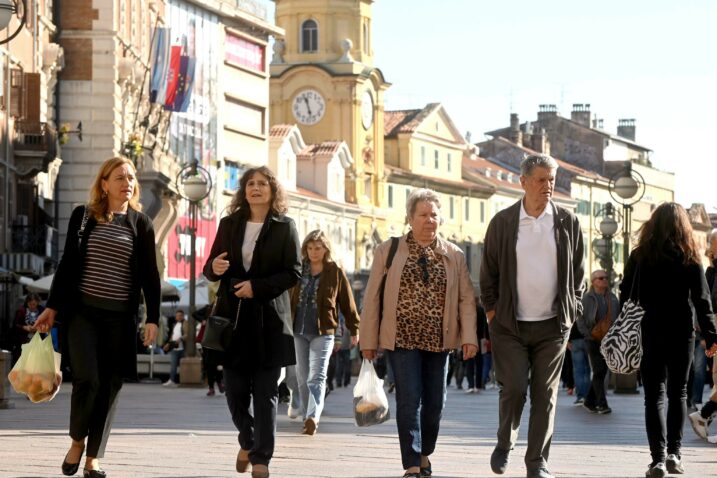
[491,319,569,471]
[68,307,127,458]
[387,348,448,470]
[464,357,479,389]
[203,348,223,388]
[335,349,352,387]
[641,334,694,463]
[585,339,609,408]
[224,365,281,466]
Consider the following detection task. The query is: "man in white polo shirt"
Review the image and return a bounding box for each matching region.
[480,154,585,478]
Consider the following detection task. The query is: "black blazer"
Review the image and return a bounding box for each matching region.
[203,211,301,370]
[47,205,161,378]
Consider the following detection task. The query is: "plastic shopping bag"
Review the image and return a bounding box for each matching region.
[352,359,390,426]
[7,333,62,403]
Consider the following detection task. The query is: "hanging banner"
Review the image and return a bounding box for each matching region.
[225,33,265,73]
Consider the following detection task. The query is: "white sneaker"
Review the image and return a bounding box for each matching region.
[287,405,299,419]
[162,380,177,388]
[689,411,708,439]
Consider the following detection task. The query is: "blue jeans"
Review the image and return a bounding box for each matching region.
[692,338,706,404]
[387,348,449,470]
[169,349,184,383]
[284,365,301,410]
[481,353,492,386]
[570,338,591,399]
[294,333,334,422]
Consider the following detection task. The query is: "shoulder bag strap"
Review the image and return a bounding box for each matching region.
[378,237,400,327]
[76,206,90,248]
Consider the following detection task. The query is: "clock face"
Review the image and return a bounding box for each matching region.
[361,90,374,129]
[292,89,326,125]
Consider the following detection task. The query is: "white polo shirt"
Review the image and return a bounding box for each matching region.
[515,200,558,322]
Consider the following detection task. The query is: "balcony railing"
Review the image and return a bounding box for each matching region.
[11,225,58,260]
[13,121,51,151]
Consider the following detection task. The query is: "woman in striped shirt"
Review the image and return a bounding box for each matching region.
[35,156,161,478]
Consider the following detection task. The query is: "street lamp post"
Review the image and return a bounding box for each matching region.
[176,160,212,359]
[592,202,621,289]
[608,166,645,394]
[0,0,27,45]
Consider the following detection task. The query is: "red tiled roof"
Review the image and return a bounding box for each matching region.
[384,103,440,137]
[269,124,294,138]
[296,141,345,160]
[385,164,494,195]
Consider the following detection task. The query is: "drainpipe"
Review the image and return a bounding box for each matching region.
[52,0,61,236]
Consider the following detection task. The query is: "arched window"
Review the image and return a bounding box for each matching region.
[301,19,318,53]
[363,22,369,54]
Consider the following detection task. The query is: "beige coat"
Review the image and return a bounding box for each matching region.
[359,235,478,352]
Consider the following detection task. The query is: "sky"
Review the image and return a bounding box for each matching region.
[368,0,716,212]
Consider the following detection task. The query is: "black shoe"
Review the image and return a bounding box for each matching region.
[582,403,598,413]
[83,469,107,478]
[665,454,684,474]
[403,472,421,478]
[62,445,85,476]
[490,446,510,474]
[527,467,554,478]
[645,462,666,478]
[420,458,432,477]
[596,405,612,414]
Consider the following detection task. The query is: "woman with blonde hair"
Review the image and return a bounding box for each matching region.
[35,156,161,478]
[290,229,360,435]
[203,166,301,478]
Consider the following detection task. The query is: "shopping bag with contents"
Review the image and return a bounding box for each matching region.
[7,333,62,403]
[352,358,390,426]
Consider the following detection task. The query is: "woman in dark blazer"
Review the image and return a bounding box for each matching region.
[620,202,717,478]
[203,165,301,478]
[34,156,160,478]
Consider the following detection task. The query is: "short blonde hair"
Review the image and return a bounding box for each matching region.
[301,229,333,263]
[88,157,142,222]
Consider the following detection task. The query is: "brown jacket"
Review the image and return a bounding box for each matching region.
[290,261,360,336]
[359,235,478,352]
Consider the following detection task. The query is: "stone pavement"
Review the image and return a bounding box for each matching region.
[1,380,715,478]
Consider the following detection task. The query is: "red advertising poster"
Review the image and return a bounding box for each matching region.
[166,213,217,282]
[225,33,265,72]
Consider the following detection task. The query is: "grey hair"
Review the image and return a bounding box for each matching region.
[709,229,717,243]
[590,269,607,281]
[520,154,559,176]
[406,188,441,219]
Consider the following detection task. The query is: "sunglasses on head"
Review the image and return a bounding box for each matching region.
[417,256,429,284]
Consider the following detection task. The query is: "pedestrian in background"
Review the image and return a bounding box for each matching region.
[34,156,160,478]
[162,309,187,387]
[360,188,478,478]
[11,292,45,363]
[577,270,618,414]
[480,154,585,478]
[620,203,717,477]
[289,229,360,435]
[203,166,301,478]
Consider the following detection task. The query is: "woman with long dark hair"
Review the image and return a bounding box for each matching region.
[620,202,717,478]
[34,157,160,478]
[203,166,301,478]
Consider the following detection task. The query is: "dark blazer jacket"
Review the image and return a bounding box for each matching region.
[480,199,585,335]
[290,261,360,336]
[203,211,301,370]
[47,205,161,378]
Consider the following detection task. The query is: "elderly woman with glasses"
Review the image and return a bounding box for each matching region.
[360,188,478,478]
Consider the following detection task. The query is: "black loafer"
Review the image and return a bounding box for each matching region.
[62,446,85,476]
[490,446,511,474]
[83,469,106,478]
[420,458,432,477]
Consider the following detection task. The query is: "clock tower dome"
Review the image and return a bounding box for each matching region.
[270,0,390,212]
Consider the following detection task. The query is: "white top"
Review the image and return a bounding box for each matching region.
[515,199,558,322]
[242,222,263,271]
[171,322,184,350]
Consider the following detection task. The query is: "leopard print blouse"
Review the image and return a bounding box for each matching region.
[394,232,447,352]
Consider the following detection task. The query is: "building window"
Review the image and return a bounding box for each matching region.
[363,21,369,54]
[449,197,454,219]
[301,19,318,53]
[480,201,485,223]
[388,185,394,208]
[224,161,242,191]
[434,150,439,169]
[465,243,472,273]
[447,153,452,172]
[576,200,590,215]
[464,198,470,221]
[420,146,426,166]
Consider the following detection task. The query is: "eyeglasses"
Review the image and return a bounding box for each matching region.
[417,256,429,284]
[594,276,608,280]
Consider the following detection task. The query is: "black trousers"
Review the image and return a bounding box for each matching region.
[68,307,127,458]
[202,348,223,388]
[224,365,281,466]
[585,340,609,408]
[641,333,694,463]
[335,349,352,387]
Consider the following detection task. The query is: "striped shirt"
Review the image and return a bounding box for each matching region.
[79,216,134,303]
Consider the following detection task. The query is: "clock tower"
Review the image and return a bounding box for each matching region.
[270,0,390,214]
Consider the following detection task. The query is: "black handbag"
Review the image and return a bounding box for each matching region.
[201,299,241,352]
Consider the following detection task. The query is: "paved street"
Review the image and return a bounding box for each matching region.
[1,380,715,478]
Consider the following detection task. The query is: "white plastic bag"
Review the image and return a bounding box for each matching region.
[7,333,62,403]
[352,359,390,426]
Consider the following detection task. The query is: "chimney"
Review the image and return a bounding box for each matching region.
[617,119,636,141]
[509,113,522,145]
[537,104,558,123]
[592,118,604,129]
[531,127,550,155]
[571,103,591,126]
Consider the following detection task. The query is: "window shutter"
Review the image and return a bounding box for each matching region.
[9,68,24,117]
[24,73,41,121]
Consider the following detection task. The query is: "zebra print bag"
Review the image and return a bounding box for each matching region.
[600,266,643,374]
